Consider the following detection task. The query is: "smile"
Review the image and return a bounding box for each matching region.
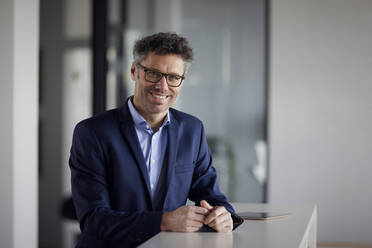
[151,92,169,99]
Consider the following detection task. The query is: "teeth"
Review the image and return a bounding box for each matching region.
[152,94,167,99]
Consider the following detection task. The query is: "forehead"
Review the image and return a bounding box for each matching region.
[141,52,185,74]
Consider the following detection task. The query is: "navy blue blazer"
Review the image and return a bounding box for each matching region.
[69,101,235,247]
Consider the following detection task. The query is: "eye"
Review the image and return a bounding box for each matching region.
[168,75,182,82]
[147,70,160,77]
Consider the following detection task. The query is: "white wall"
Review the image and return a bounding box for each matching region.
[0,0,15,246]
[0,0,39,247]
[269,0,372,244]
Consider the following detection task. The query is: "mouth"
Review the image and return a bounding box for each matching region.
[150,92,169,101]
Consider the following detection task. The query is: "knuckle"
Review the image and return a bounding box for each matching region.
[186,211,192,219]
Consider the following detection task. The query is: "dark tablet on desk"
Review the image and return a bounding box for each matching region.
[238,211,290,220]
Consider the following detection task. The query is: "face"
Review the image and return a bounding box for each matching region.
[131,52,185,119]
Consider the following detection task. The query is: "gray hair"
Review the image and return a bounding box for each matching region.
[133,32,194,74]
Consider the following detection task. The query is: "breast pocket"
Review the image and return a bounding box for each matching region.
[168,163,195,207]
[175,163,195,173]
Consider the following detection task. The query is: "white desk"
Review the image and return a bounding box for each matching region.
[139,203,317,248]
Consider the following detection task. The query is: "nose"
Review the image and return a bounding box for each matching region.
[155,75,169,91]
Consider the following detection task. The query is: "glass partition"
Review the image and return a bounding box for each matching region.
[107,0,268,202]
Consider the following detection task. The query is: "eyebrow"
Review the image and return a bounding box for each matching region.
[144,65,184,76]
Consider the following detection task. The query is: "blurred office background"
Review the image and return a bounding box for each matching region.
[40,0,268,246]
[1,0,371,248]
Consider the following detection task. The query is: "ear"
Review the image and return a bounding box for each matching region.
[130,62,136,81]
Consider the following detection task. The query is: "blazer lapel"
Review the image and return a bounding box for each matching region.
[117,102,152,198]
[163,111,180,206]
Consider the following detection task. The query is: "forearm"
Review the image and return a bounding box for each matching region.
[80,207,163,244]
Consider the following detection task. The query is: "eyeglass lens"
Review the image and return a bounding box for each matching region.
[145,70,182,86]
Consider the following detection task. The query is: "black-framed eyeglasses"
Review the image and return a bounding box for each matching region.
[136,63,185,87]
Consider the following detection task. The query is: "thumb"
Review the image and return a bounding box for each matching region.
[200,200,213,210]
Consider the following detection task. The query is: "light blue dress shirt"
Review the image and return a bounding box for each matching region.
[127,98,170,198]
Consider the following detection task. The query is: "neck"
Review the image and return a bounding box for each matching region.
[144,112,166,131]
[132,98,167,131]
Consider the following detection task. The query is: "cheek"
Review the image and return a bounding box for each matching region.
[172,89,181,98]
[138,82,149,92]
[144,85,154,94]
[134,83,149,98]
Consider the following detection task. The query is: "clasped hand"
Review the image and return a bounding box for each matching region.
[160,200,233,233]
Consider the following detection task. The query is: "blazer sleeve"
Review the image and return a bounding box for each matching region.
[187,123,235,214]
[69,122,162,245]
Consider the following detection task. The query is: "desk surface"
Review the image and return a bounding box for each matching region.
[139,203,317,248]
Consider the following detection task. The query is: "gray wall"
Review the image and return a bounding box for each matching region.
[0,0,39,247]
[269,0,372,244]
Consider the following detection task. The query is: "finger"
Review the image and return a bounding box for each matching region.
[206,210,231,226]
[213,206,228,216]
[209,222,231,232]
[221,220,233,232]
[208,212,232,226]
[209,214,232,228]
[184,206,209,224]
[209,216,233,232]
[218,224,233,233]
[204,207,227,224]
[190,205,210,215]
[188,210,207,223]
[185,225,202,232]
[185,219,205,229]
[204,211,217,225]
[200,200,213,210]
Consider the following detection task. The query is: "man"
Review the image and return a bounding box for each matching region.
[69,32,242,248]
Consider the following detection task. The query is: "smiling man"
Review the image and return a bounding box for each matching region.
[69,32,242,248]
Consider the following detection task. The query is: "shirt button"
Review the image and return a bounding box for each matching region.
[150,184,154,189]
[152,159,155,163]
[146,125,150,129]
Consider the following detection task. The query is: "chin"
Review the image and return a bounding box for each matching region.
[151,106,169,114]
[149,100,172,111]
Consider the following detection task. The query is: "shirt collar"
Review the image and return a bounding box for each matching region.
[127,97,171,130]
